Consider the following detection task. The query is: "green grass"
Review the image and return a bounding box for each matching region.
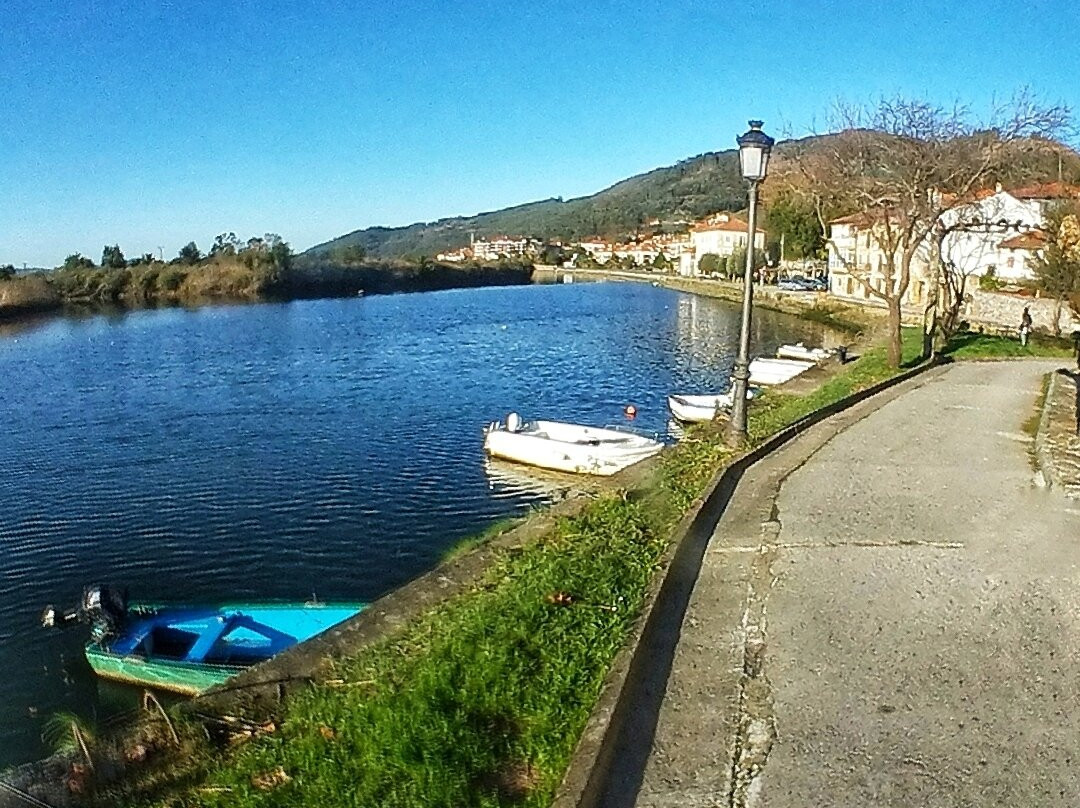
[439,515,529,562]
[941,330,1073,360]
[90,332,932,808]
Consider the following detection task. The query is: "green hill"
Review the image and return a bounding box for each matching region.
[306,148,748,259]
[306,134,1080,260]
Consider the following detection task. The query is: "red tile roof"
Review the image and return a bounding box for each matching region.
[1007,182,1080,201]
[828,211,877,226]
[691,214,764,234]
[999,230,1047,250]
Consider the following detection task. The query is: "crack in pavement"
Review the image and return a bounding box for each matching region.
[727,537,780,808]
[711,538,965,553]
[725,376,942,808]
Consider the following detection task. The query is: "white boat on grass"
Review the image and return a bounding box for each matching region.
[749,357,815,386]
[483,413,663,476]
[776,342,834,362]
[667,388,757,424]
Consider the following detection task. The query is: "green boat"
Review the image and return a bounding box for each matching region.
[45,587,364,695]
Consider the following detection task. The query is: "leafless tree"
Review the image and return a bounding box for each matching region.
[776,91,1071,366]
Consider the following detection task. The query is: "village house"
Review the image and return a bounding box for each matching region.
[825,182,1080,308]
[678,213,766,276]
[436,247,470,262]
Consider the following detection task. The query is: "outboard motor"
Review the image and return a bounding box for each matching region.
[42,585,129,642]
[505,412,523,433]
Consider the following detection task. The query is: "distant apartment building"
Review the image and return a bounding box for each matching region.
[470,236,543,262]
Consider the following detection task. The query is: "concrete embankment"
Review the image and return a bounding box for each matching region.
[534,266,881,335]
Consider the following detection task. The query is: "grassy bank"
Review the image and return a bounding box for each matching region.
[0,260,533,322]
[74,332,933,808]
[940,330,1074,360]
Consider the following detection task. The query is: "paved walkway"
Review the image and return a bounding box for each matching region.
[600,360,1080,807]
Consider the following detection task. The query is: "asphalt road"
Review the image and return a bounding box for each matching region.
[607,360,1080,807]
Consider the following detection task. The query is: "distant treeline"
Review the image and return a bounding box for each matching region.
[0,235,533,321]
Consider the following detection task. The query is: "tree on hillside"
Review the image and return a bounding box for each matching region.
[101,244,126,269]
[776,92,1070,366]
[210,232,241,257]
[177,242,202,264]
[1032,201,1080,333]
[61,253,95,271]
[0,264,15,280]
[330,244,366,265]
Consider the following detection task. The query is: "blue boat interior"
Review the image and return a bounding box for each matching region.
[102,605,361,666]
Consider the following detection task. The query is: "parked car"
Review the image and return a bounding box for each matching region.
[778,275,827,292]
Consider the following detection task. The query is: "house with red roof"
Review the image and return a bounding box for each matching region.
[826,182,1080,307]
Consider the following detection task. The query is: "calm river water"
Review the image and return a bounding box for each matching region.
[0,281,833,766]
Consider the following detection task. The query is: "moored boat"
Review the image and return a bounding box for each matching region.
[44,587,363,695]
[776,342,833,362]
[749,357,815,386]
[666,388,758,424]
[483,413,663,476]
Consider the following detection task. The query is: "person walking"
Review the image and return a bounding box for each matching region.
[1019,306,1033,347]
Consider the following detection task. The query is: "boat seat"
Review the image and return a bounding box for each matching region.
[183,617,236,663]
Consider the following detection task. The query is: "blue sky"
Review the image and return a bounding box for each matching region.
[1,0,1077,267]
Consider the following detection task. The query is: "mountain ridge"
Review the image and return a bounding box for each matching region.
[306,134,1080,260]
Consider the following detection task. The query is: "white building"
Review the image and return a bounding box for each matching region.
[470,236,542,262]
[677,213,766,276]
[938,183,1078,281]
[825,211,928,305]
[826,182,1080,308]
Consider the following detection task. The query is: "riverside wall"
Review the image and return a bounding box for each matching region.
[962,289,1080,337]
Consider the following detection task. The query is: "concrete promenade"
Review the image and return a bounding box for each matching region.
[601,360,1080,807]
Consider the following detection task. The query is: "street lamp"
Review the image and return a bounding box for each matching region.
[728,120,775,446]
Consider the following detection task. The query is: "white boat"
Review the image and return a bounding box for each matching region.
[776,342,833,362]
[749,357,815,386]
[483,413,663,476]
[666,389,757,424]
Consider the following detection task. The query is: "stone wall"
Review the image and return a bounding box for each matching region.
[962,289,1080,336]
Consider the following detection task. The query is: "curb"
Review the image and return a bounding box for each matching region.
[552,357,940,808]
[1033,369,1080,496]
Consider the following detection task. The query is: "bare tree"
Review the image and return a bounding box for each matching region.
[776,91,1071,366]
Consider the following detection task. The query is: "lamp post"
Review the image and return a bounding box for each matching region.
[727,120,775,446]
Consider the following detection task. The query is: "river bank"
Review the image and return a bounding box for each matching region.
[0,259,534,325]
[535,266,878,336]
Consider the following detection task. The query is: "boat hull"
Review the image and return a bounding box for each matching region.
[748,357,814,386]
[666,390,756,424]
[85,602,363,695]
[86,645,242,695]
[484,419,662,476]
[776,343,833,362]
